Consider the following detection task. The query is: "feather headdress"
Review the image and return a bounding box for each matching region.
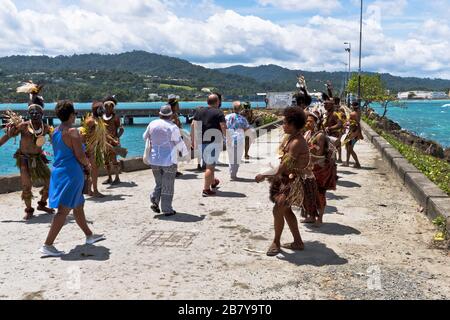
[17,81,45,108]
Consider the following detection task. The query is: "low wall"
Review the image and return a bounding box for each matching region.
[361,121,450,232]
[0,119,283,195]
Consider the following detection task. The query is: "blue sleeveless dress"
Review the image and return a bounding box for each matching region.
[49,128,85,209]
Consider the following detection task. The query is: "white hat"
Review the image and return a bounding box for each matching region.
[159,104,173,117]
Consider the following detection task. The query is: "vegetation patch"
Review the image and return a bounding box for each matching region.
[363,115,450,196]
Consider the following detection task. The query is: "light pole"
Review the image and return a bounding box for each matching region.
[358,0,363,107]
[344,42,351,104]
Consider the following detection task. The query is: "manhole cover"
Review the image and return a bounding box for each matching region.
[137,231,197,248]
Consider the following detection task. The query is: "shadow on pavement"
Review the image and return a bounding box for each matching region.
[277,241,348,267]
[338,170,357,176]
[232,178,255,183]
[324,206,339,215]
[216,191,247,198]
[87,194,132,203]
[154,212,206,223]
[60,244,110,262]
[176,174,199,180]
[337,180,362,188]
[106,181,138,189]
[305,222,361,236]
[327,193,348,200]
[2,214,76,225]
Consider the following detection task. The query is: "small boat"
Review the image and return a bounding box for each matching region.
[441,104,450,108]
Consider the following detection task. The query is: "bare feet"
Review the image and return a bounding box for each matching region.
[342,162,350,167]
[23,208,35,220]
[92,191,106,198]
[111,178,121,185]
[102,178,112,185]
[354,163,362,169]
[281,242,305,251]
[37,205,55,214]
[301,217,316,224]
[266,243,281,257]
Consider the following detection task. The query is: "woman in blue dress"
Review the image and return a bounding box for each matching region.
[40,100,105,257]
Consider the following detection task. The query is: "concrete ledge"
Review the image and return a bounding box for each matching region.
[391,157,421,184]
[427,197,450,223]
[373,136,393,154]
[404,172,448,209]
[360,121,379,143]
[121,157,150,173]
[381,147,403,168]
[362,120,450,232]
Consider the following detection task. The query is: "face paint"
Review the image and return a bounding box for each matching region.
[28,108,43,122]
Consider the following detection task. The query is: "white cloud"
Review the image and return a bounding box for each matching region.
[1,0,450,79]
[258,0,342,13]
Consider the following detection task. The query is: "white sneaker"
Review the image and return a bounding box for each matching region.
[39,245,65,257]
[86,234,106,245]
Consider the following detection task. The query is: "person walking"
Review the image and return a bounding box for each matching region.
[40,100,105,257]
[191,94,227,197]
[226,101,250,180]
[143,105,189,216]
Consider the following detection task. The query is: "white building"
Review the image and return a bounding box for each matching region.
[397,91,449,100]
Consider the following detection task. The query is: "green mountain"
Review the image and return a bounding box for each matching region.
[0,51,265,102]
[1,51,449,103]
[217,65,450,94]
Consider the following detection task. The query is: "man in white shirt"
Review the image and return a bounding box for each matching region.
[143,105,188,216]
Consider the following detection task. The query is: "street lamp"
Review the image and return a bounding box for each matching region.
[358,0,363,107]
[344,42,352,105]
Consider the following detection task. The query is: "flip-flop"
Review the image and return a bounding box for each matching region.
[266,244,281,257]
[282,243,305,251]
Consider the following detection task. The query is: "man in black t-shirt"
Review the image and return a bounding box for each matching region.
[191,94,226,197]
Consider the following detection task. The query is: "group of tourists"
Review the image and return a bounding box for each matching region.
[0,77,363,257]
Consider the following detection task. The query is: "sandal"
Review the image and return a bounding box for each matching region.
[282,242,305,251]
[266,243,281,257]
[151,203,161,214]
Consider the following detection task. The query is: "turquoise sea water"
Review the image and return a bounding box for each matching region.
[371,100,450,148]
[0,101,263,175]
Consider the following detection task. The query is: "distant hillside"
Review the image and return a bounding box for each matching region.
[1,51,450,103]
[217,65,450,94]
[0,51,265,102]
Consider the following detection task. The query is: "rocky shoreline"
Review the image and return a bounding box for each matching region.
[366,108,450,163]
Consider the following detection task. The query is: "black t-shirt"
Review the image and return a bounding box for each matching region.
[193,107,225,144]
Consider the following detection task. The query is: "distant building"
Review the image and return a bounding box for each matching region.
[397,91,449,100]
[148,93,162,101]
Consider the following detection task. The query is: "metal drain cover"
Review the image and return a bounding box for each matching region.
[137,231,197,248]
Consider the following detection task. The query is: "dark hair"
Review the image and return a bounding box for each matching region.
[29,95,44,108]
[283,107,307,130]
[334,97,341,105]
[55,100,75,122]
[103,95,118,105]
[92,101,104,118]
[213,92,222,102]
[352,101,360,108]
[294,88,312,107]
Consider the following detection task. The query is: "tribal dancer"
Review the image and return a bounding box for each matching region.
[0,82,55,219]
[101,96,125,185]
[343,102,363,168]
[80,101,112,197]
[256,107,315,256]
[303,112,337,226]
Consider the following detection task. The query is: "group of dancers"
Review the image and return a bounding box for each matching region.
[256,76,363,256]
[0,82,126,220]
[0,78,363,258]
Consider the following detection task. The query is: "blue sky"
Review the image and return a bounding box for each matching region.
[2,0,450,79]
